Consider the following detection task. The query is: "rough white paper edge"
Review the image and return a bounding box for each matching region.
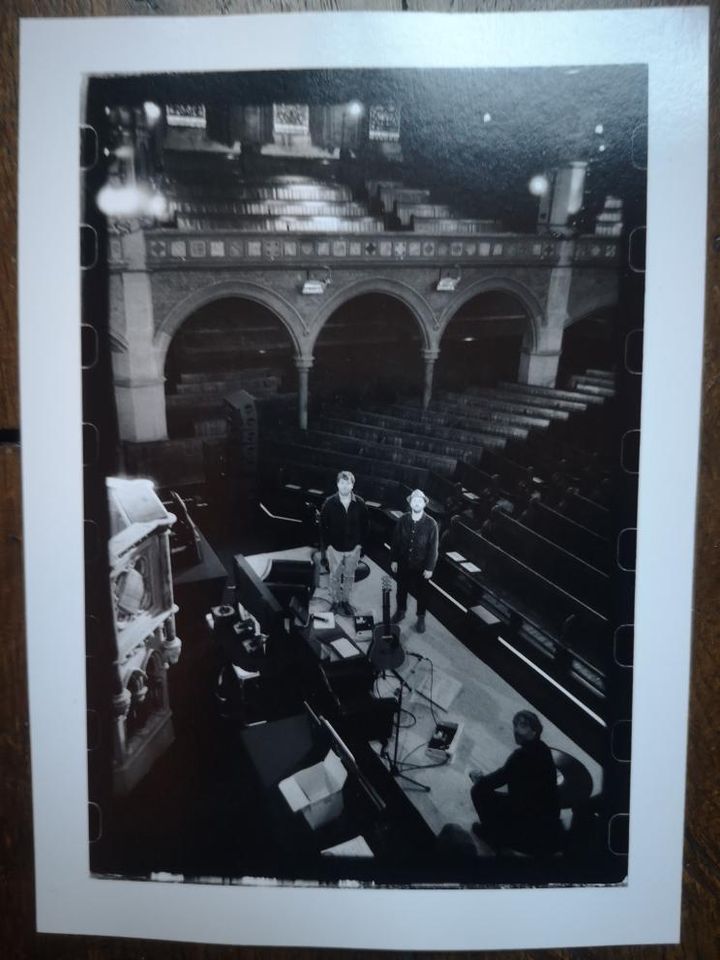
[18,7,708,951]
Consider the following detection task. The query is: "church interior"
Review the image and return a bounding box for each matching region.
[82,65,645,887]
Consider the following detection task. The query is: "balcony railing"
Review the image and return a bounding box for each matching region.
[108,228,620,271]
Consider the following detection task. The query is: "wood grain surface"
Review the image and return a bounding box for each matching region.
[1,2,718,957]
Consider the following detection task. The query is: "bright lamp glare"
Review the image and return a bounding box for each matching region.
[96,182,168,220]
[482,112,492,124]
[347,100,363,118]
[528,174,550,197]
[147,192,169,219]
[96,183,145,217]
[144,102,162,124]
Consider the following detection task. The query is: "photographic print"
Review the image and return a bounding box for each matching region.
[83,62,641,890]
[19,9,707,950]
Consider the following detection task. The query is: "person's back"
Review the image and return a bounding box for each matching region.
[505,738,560,822]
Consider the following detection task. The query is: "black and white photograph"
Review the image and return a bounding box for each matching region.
[82,60,642,890]
[18,9,707,950]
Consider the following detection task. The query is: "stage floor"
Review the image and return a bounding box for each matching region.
[247,545,602,853]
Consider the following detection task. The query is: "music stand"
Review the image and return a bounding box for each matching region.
[368,636,430,793]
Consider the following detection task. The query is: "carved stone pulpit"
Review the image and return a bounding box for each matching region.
[107,478,182,796]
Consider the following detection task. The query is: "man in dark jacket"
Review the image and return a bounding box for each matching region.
[469,710,563,856]
[320,470,368,616]
[390,488,438,634]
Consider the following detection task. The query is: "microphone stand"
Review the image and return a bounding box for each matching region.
[370,640,430,793]
[405,651,444,714]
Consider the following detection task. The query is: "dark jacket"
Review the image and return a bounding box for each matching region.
[391,512,439,573]
[478,738,560,821]
[320,493,368,553]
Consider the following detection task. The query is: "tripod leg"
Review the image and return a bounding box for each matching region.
[394,770,431,793]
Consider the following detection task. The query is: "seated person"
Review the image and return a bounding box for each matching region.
[469,710,563,856]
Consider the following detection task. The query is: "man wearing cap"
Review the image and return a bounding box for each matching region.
[468,710,563,856]
[390,489,439,634]
[320,470,368,616]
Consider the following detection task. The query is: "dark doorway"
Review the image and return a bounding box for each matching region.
[164,297,295,441]
[312,293,424,408]
[437,290,529,390]
[558,313,615,386]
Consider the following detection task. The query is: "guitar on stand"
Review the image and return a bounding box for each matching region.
[369,576,430,792]
[369,576,404,670]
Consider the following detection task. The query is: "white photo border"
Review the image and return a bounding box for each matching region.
[19,8,708,950]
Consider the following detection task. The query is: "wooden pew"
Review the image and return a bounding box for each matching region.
[261,438,430,488]
[483,510,610,615]
[555,490,611,538]
[519,499,610,571]
[437,390,566,425]
[278,427,459,476]
[375,401,520,444]
[477,386,588,416]
[454,460,513,502]
[333,406,513,448]
[476,448,534,493]
[315,416,485,462]
[366,403,511,448]
[444,520,609,677]
[497,381,606,408]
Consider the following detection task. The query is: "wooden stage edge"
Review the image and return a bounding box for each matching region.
[2,2,719,959]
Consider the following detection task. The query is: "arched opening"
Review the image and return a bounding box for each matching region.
[311,293,424,409]
[164,297,296,440]
[437,291,531,390]
[558,312,615,386]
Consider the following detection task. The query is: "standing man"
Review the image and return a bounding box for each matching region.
[469,710,563,856]
[390,489,438,634]
[320,470,368,617]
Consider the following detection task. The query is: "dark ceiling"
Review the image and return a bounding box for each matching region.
[87,65,647,230]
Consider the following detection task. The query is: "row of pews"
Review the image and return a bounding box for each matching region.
[166,366,285,439]
[366,180,504,233]
[259,372,616,704]
[159,158,506,235]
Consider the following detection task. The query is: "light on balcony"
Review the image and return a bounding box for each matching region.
[528,174,550,197]
[144,102,162,125]
[436,266,461,292]
[301,268,332,295]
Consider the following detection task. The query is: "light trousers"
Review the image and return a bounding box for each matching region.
[326,544,361,604]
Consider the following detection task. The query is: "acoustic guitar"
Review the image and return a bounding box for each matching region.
[369,575,404,670]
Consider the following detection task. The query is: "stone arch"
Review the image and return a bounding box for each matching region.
[308,276,435,353]
[436,276,545,352]
[153,278,306,371]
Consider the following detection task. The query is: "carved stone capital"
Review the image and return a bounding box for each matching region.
[161,636,182,667]
[294,355,314,372]
[421,348,440,363]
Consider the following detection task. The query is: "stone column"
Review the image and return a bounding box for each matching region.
[112,687,131,759]
[421,348,440,410]
[549,162,588,236]
[518,241,574,388]
[295,356,314,431]
[109,231,168,442]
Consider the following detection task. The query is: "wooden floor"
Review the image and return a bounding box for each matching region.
[250,546,601,848]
